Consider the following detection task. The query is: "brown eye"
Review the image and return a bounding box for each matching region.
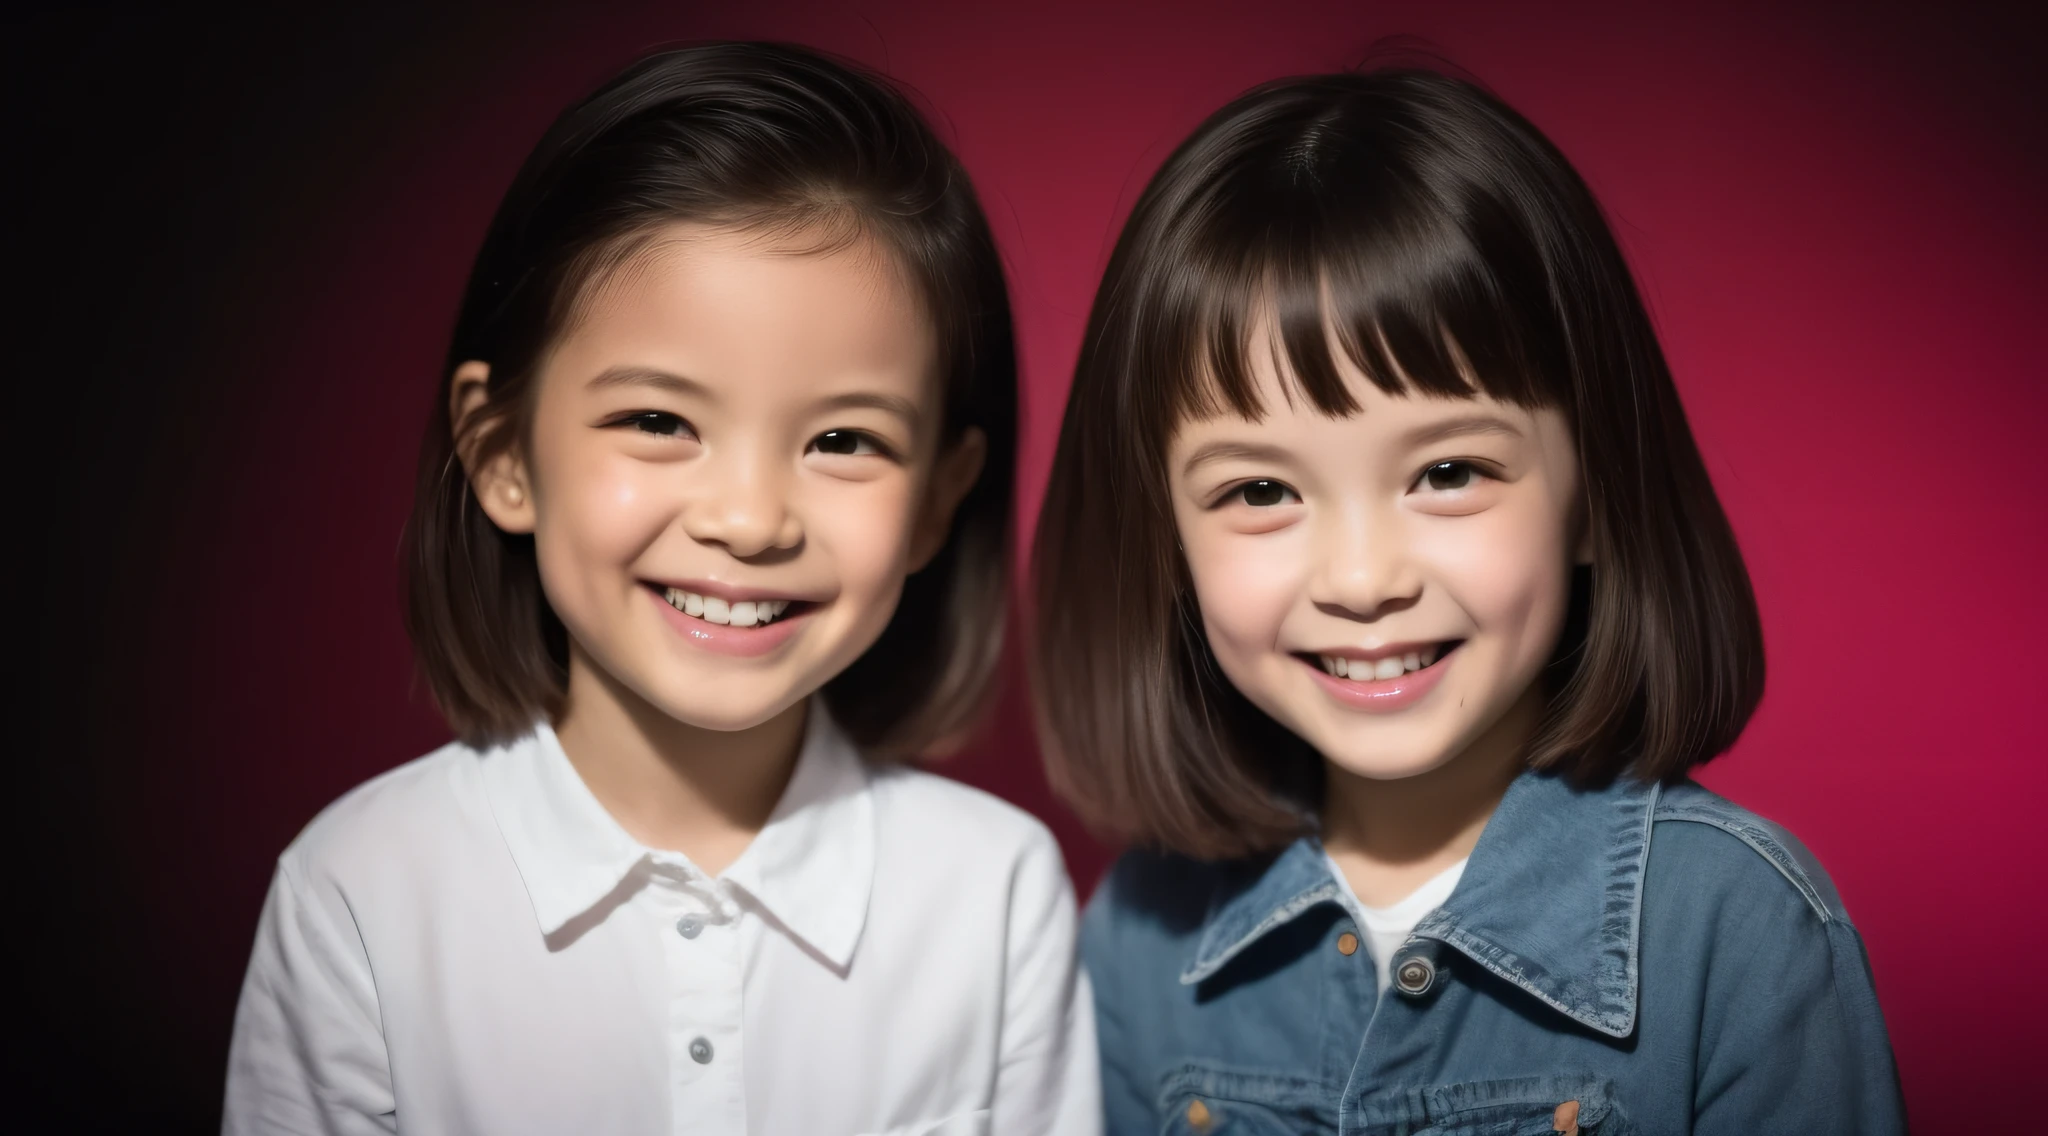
[620,411,694,438]
[809,430,883,457]
[1422,461,1474,491]
[1233,480,1298,507]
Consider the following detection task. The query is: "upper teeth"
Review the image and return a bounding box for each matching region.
[1319,645,1439,680]
[664,588,791,628]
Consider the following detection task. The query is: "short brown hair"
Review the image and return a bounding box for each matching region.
[403,43,1017,757]
[1031,70,1764,859]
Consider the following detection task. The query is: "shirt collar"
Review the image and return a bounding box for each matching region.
[719,704,875,970]
[1180,769,1658,1038]
[480,698,876,970]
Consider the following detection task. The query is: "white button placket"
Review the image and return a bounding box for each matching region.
[655,864,747,1134]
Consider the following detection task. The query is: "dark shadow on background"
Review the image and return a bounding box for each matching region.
[16,7,506,1129]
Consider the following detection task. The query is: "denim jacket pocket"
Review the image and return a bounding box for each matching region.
[1355,1073,1636,1136]
[1155,1061,1337,1135]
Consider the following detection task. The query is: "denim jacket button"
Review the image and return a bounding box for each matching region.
[1336,931,1360,956]
[1553,1098,1581,1134]
[1184,1098,1214,1131]
[1394,955,1435,995]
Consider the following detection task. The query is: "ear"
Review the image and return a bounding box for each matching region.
[450,360,537,534]
[907,427,987,573]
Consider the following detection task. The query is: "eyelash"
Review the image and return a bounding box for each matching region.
[1413,460,1493,492]
[1209,461,1497,508]
[613,410,696,438]
[1214,479,1299,509]
[607,414,898,461]
[808,429,898,461]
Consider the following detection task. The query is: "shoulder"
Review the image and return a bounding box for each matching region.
[1089,847,1240,930]
[867,763,1068,886]
[1640,782,1900,1113]
[1081,847,1254,974]
[1647,779,1852,927]
[276,739,493,894]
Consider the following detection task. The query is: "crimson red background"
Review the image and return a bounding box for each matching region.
[17,1,2045,1131]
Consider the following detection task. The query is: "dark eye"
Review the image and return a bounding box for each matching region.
[809,430,883,457]
[619,411,694,438]
[1420,461,1475,491]
[1232,479,1299,507]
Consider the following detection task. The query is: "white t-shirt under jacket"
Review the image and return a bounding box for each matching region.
[223,703,1100,1136]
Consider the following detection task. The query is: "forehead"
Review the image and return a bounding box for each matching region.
[551,221,935,382]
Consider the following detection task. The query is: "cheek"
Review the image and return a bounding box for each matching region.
[530,428,673,584]
[1181,523,1302,660]
[805,478,920,597]
[1424,504,1575,660]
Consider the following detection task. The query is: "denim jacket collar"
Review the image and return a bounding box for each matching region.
[1181,770,1660,1038]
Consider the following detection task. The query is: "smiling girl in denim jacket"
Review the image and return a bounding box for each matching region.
[1031,69,1903,1135]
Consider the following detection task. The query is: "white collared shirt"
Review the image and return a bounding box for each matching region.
[224,704,1100,1136]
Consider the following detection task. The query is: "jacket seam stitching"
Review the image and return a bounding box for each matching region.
[1652,813,1833,924]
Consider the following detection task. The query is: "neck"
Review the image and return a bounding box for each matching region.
[1319,682,1542,908]
[553,641,807,877]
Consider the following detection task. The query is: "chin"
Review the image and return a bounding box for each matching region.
[636,674,810,733]
[661,696,798,733]
[1320,746,1459,783]
[1295,712,1463,783]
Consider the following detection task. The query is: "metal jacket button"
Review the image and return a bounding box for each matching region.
[1184,1098,1213,1131]
[1336,931,1360,956]
[1393,954,1435,995]
[1553,1098,1581,1134]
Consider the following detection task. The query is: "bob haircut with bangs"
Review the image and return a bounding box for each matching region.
[404,42,1017,758]
[1031,69,1764,860]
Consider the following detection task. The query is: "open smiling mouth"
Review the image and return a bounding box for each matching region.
[650,585,818,629]
[1297,640,1464,682]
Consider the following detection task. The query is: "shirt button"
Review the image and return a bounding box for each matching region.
[688,1036,714,1064]
[675,914,704,939]
[1336,931,1360,956]
[1394,955,1436,996]
[1184,1098,1213,1131]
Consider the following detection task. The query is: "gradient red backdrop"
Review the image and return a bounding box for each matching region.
[22,1,2044,1131]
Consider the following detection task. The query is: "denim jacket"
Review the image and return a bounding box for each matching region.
[1080,771,1905,1135]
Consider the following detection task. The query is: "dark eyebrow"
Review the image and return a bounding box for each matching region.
[587,367,921,430]
[816,390,922,430]
[586,365,709,398]
[1179,440,1293,479]
[1403,413,1524,448]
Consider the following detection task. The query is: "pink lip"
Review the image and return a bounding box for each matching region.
[647,587,811,658]
[1302,645,1457,712]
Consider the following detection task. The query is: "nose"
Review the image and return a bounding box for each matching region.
[678,444,803,559]
[1309,499,1421,621]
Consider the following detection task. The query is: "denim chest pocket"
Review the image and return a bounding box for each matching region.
[1156,1062,1336,1135]
[1358,1074,1637,1136]
[1158,1066,1634,1136]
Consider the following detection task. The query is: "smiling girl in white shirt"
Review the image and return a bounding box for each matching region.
[223,42,1097,1136]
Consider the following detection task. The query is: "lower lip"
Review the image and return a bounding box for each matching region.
[646,588,811,657]
[1304,647,1457,712]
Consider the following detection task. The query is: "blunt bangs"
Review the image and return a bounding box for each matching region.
[1149,79,1574,449]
